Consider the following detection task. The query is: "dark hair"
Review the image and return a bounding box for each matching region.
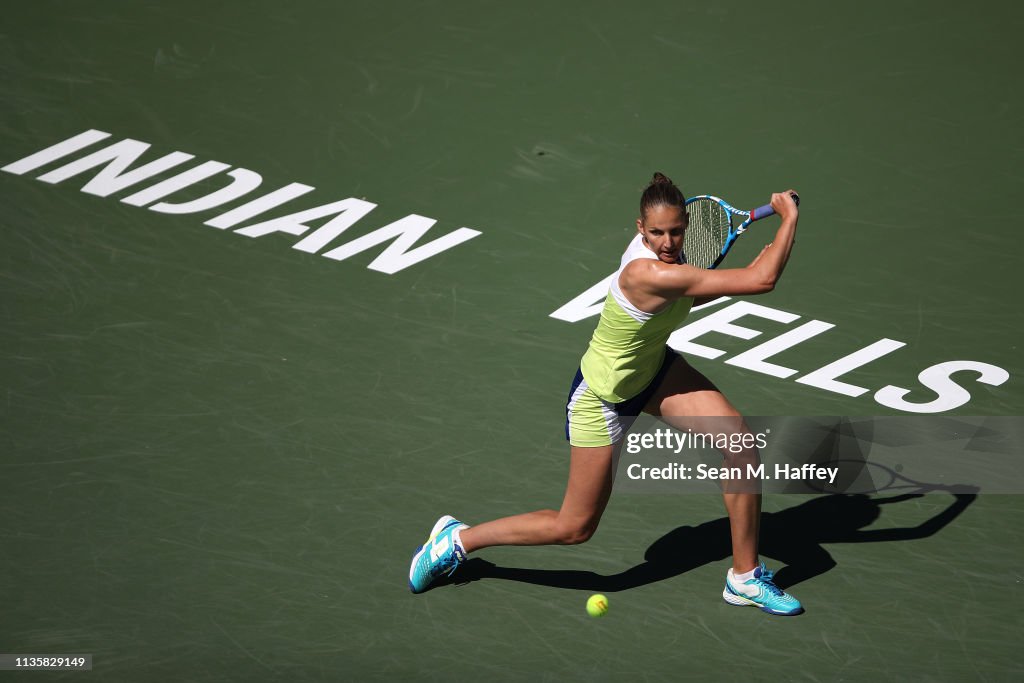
[640,172,686,220]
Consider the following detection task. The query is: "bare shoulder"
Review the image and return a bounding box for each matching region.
[620,258,660,290]
[621,257,655,277]
[623,260,693,285]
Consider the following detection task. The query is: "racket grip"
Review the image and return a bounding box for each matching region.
[750,192,800,221]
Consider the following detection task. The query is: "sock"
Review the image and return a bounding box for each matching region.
[453,526,468,557]
[733,565,758,583]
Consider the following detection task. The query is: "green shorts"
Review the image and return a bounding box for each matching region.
[564,348,679,447]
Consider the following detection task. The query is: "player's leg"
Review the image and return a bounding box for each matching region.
[642,356,760,572]
[642,355,803,615]
[410,380,622,593]
[460,442,618,551]
[463,375,624,550]
[409,443,618,593]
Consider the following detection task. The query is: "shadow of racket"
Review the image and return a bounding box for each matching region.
[800,458,980,495]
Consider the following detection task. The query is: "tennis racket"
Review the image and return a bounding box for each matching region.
[684,192,799,269]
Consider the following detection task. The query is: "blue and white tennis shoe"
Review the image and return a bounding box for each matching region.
[722,562,804,616]
[409,515,468,594]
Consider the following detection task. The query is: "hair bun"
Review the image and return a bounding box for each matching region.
[640,172,686,218]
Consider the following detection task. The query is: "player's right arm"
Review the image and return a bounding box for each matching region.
[623,191,799,305]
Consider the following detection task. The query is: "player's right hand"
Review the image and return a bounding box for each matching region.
[771,190,799,220]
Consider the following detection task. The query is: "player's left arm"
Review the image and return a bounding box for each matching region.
[691,244,770,307]
[694,240,777,308]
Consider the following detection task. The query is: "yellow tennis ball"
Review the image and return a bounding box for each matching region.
[586,594,609,618]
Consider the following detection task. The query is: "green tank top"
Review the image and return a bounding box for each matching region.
[579,235,693,402]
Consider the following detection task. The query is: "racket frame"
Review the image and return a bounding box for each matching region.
[684,193,794,269]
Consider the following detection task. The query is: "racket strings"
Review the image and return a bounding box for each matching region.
[684,200,732,269]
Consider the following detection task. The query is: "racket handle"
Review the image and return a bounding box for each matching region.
[751,192,800,221]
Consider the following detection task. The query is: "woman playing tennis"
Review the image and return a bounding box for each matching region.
[409,173,803,616]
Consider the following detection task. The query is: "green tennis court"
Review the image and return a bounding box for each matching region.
[2,1,1021,680]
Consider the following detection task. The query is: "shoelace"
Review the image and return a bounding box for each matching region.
[431,544,466,578]
[756,568,784,597]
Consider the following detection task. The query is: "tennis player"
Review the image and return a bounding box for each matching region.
[409,173,803,616]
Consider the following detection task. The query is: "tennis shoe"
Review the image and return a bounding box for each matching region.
[409,515,468,594]
[722,562,804,616]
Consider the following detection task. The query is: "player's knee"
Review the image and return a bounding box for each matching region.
[722,445,759,470]
[554,519,597,545]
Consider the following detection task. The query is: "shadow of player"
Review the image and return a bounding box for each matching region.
[447,492,976,592]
